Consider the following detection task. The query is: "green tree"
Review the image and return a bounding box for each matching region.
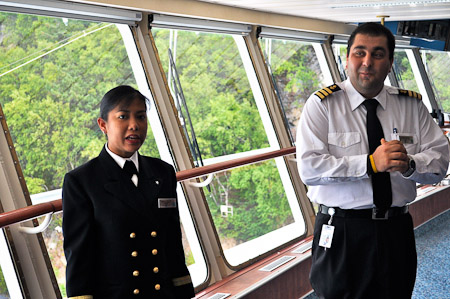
[153,29,269,159]
[153,29,297,247]
[206,161,294,244]
[0,12,159,192]
[0,267,8,296]
[260,38,325,139]
[423,51,450,112]
[0,12,159,296]
[394,51,418,91]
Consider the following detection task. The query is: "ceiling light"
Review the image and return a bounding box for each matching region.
[258,27,329,42]
[331,0,450,9]
[0,0,142,24]
[150,14,251,35]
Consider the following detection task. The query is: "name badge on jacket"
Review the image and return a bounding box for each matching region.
[158,198,177,208]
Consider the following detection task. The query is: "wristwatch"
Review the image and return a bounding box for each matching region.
[402,156,416,177]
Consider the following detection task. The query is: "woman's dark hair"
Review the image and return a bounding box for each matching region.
[100,85,148,120]
[347,22,395,60]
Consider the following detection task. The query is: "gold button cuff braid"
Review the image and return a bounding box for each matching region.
[172,275,193,286]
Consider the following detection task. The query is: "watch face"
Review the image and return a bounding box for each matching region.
[403,158,415,176]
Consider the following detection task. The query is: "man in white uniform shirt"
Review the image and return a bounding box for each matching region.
[297,22,449,298]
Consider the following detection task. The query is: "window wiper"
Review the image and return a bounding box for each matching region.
[168,48,204,167]
[266,61,295,145]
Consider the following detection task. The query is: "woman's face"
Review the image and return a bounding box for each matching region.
[97,97,148,158]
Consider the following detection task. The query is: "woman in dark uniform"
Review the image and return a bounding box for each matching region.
[62,85,195,299]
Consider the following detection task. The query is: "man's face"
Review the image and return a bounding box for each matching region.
[346,33,393,99]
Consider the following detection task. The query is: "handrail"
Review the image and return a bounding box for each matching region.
[177,146,296,181]
[188,173,214,187]
[18,213,53,234]
[0,200,62,230]
[0,146,296,230]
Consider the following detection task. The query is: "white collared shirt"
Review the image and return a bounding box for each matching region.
[105,143,139,186]
[296,78,449,209]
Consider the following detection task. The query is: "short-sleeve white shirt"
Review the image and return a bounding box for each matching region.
[296,78,449,209]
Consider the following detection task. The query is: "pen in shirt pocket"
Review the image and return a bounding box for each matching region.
[392,128,400,141]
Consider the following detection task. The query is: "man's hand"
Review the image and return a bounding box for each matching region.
[372,138,409,173]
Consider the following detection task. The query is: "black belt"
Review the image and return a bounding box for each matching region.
[319,204,409,220]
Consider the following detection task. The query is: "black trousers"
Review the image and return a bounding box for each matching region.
[310,211,417,299]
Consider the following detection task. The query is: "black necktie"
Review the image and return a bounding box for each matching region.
[123,160,138,179]
[362,99,392,211]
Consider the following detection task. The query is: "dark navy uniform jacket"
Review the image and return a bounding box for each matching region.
[62,147,194,298]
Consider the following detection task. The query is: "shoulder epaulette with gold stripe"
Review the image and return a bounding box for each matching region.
[314,84,342,100]
[398,89,422,100]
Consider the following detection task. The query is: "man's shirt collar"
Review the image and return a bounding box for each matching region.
[345,78,388,111]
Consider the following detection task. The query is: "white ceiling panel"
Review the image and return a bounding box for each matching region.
[197,0,450,23]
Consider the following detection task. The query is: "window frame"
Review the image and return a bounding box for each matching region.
[147,18,310,272]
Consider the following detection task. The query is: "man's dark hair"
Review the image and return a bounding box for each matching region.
[347,22,395,60]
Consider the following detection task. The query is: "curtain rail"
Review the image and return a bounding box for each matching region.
[0,146,296,229]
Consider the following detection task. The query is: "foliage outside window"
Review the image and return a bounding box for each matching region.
[0,13,159,194]
[260,38,328,142]
[0,267,9,298]
[0,12,199,297]
[332,44,348,81]
[152,29,305,266]
[153,29,270,159]
[420,50,450,112]
[393,50,420,92]
[206,160,294,247]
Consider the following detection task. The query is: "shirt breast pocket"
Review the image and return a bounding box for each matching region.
[399,133,418,154]
[328,132,362,157]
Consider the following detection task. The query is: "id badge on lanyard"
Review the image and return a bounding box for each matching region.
[319,207,335,249]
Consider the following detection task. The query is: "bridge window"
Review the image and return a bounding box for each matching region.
[332,43,348,81]
[0,11,203,296]
[392,48,434,112]
[152,26,306,267]
[393,49,420,91]
[420,49,450,113]
[0,231,21,298]
[259,36,333,143]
